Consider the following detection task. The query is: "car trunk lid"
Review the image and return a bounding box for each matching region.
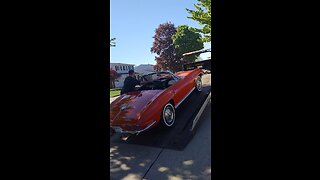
[110,90,163,125]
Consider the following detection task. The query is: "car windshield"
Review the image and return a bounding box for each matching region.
[137,72,179,91]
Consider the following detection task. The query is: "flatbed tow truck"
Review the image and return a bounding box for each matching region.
[110,49,212,150]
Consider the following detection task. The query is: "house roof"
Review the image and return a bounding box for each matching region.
[110,63,135,66]
[134,64,155,75]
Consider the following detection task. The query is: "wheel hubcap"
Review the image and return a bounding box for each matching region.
[197,79,202,90]
[164,105,174,125]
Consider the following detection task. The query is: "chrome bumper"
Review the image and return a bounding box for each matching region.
[111,120,157,135]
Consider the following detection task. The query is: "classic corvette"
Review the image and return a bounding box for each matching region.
[110,68,204,135]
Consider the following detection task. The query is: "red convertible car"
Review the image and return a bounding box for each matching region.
[110,68,204,135]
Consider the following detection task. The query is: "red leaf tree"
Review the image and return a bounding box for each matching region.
[110,68,121,88]
[153,63,162,72]
[151,22,183,72]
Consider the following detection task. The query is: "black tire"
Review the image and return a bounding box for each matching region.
[110,128,115,136]
[161,102,176,127]
[195,76,202,92]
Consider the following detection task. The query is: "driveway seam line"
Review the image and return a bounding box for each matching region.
[142,147,164,179]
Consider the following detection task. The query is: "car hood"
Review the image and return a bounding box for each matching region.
[110,90,163,125]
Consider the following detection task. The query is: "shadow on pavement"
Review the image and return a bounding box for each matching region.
[110,84,211,151]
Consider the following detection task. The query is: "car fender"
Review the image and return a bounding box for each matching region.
[138,89,176,126]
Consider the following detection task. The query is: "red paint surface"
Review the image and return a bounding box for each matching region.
[110,68,203,132]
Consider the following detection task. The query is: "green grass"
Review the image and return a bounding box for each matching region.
[110,88,121,98]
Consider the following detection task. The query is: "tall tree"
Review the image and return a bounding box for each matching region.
[172,25,204,63]
[186,0,211,43]
[110,68,120,88]
[151,22,182,72]
[110,38,116,47]
[153,63,162,72]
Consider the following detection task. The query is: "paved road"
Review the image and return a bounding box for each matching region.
[110,74,211,180]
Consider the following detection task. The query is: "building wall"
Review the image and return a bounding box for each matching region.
[110,63,134,74]
[114,76,126,88]
[110,63,153,88]
[110,63,135,88]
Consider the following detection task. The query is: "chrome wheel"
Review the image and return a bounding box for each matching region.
[162,103,175,127]
[196,77,202,92]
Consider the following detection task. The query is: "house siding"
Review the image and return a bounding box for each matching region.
[110,63,135,88]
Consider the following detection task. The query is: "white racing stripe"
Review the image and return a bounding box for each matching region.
[175,87,195,108]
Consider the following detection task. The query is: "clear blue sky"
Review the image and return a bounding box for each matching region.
[110,0,211,66]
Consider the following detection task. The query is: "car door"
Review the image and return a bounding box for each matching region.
[168,74,191,107]
[185,70,198,92]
